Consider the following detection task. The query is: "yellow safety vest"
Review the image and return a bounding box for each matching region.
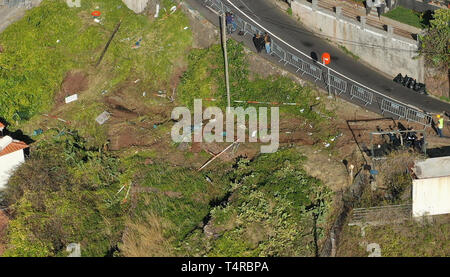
[439,118,444,129]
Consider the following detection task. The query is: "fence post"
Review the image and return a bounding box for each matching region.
[360,16,366,30]
[387,25,393,38]
[335,6,342,20]
[312,0,318,11]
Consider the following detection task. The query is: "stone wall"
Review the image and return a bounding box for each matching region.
[291,0,425,82]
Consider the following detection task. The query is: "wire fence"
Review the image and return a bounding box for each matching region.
[203,0,433,127]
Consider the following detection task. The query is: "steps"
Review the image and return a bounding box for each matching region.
[315,0,416,40]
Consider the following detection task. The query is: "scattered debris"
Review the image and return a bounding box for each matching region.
[132,38,143,49]
[154,4,160,18]
[95,111,111,125]
[43,114,71,125]
[198,140,240,171]
[65,94,78,104]
[366,243,381,257]
[66,243,81,257]
[170,6,177,14]
[32,129,43,136]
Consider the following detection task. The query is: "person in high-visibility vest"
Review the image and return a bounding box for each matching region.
[436,114,445,137]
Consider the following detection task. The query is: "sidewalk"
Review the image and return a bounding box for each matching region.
[317,0,421,39]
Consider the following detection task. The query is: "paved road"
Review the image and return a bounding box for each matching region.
[191,0,450,115]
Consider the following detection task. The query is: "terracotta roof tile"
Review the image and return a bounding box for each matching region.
[0,140,28,157]
[0,123,4,129]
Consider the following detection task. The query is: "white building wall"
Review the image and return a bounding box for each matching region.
[0,150,25,190]
[413,177,450,217]
[121,0,149,14]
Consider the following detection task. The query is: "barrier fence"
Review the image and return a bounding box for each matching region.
[202,0,432,127]
[0,0,31,7]
[350,85,373,106]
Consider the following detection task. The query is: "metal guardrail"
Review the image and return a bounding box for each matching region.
[328,74,347,95]
[350,85,373,106]
[406,108,432,126]
[302,62,322,82]
[202,0,433,127]
[381,98,407,119]
[0,0,31,7]
[272,41,286,63]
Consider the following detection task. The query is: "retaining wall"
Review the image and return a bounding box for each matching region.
[291,0,425,82]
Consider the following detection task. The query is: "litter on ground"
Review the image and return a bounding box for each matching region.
[65,94,78,104]
[95,111,111,125]
[154,4,160,18]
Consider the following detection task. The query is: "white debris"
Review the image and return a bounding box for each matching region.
[95,111,111,125]
[170,5,177,14]
[367,243,381,257]
[66,243,81,257]
[184,26,189,30]
[299,108,305,113]
[57,39,61,43]
[65,94,78,104]
[66,0,81,8]
[143,92,146,97]
[316,97,320,100]
[134,79,140,84]
[251,130,257,138]
[154,4,160,18]
[324,142,331,148]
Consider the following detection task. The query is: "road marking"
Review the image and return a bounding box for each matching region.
[224,0,421,111]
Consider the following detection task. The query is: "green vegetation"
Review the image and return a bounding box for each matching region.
[338,216,450,257]
[182,148,333,257]
[178,40,337,142]
[118,156,230,257]
[0,0,339,258]
[419,9,450,72]
[287,7,293,16]
[383,6,429,29]
[1,131,124,257]
[0,0,192,126]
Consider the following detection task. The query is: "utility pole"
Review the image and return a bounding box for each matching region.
[221,3,231,110]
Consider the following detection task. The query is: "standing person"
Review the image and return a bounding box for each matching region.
[253,34,261,53]
[225,12,236,33]
[436,114,445,137]
[257,33,265,53]
[264,33,271,54]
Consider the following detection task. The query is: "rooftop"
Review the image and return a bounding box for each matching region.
[0,137,28,157]
[412,156,450,179]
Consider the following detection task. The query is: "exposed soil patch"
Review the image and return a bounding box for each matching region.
[61,71,89,95]
[55,71,89,106]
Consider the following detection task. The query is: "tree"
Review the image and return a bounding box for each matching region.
[419,9,450,97]
[419,9,450,71]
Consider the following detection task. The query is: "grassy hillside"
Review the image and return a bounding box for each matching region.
[0,0,191,126]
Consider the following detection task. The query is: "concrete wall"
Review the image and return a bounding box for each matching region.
[121,0,149,14]
[291,0,425,81]
[413,176,450,217]
[0,150,25,190]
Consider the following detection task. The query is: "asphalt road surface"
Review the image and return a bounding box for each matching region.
[189,0,450,115]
